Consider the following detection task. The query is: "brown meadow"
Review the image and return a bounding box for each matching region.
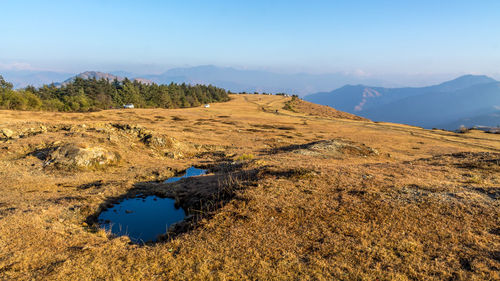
[0,95,499,280]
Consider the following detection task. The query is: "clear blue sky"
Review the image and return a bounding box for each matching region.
[1,0,499,76]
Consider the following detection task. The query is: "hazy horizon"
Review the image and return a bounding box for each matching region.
[2,0,500,83]
[1,64,499,90]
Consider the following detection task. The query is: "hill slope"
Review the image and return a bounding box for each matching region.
[440,109,500,129]
[305,75,500,129]
[283,98,369,121]
[361,82,500,128]
[0,94,499,280]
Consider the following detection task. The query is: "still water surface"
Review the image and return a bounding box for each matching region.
[98,167,206,243]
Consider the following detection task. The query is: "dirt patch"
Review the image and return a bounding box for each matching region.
[268,139,378,158]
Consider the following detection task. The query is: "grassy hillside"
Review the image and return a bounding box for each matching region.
[0,94,499,280]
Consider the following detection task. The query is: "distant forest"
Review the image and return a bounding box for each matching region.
[0,75,231,111]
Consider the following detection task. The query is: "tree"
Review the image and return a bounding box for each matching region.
[23,91,42,110]
[0,75,237,112]
[1,91,27,110]
[0,75,13,92]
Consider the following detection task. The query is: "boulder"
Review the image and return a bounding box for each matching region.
[0,128,14,139]
[45,143,119,169]
[19,125,48,138]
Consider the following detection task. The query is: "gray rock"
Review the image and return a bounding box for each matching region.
[45,144,119,169]
[0,128,14,139]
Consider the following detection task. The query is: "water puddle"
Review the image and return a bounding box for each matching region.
[163,166,206,183]
[98,166,206,243]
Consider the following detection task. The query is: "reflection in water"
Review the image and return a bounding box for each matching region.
[98,167,206,243]
[164,166,206,183]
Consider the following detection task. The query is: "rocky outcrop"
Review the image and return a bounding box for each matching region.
[45,143,119,170]
[0,128,14,139]
[111,123,192,158]
[1,124,49,140]
[273,139,378,158]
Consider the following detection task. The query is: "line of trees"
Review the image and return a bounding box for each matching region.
[0,75,231,112]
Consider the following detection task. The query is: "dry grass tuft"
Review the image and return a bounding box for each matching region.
[236,153,255,161]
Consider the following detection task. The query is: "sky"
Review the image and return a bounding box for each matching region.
[1,0,499,78]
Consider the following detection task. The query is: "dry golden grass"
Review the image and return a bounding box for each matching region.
[283,97,369,121]
[0,94,499,280]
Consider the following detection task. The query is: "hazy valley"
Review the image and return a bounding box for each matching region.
[306,75,500,130]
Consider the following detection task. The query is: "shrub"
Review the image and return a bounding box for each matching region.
[236,153,255,161]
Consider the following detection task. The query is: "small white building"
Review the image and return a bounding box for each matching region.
[204,104,210,108]
[123,104,134,109]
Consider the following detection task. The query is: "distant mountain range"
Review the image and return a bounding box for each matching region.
[305,75,500,130]
[0,65,467,96]
[2,66,392,94]
[130,65,391,95]
[0,70,74,89]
